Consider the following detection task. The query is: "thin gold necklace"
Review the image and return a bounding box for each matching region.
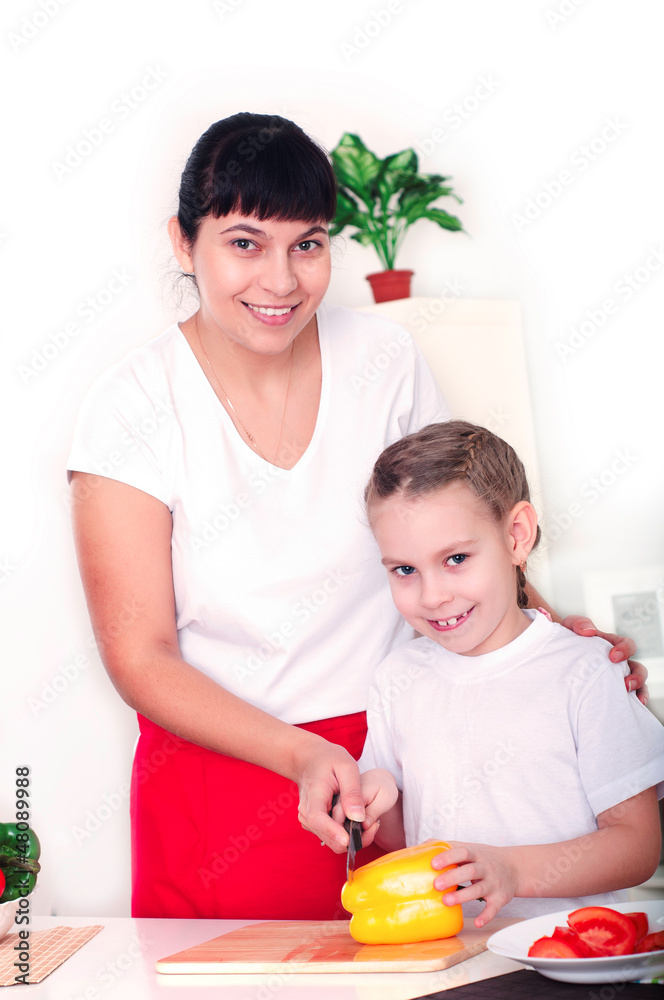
[194,313,294,465]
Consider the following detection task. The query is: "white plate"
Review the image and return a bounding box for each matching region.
[487,899,664,984]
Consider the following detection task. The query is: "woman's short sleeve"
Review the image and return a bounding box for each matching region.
[66,349,173,507]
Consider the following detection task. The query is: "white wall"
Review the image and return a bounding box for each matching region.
[3,0,662,916]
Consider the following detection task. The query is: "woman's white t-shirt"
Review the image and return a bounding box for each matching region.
[67,303,450,723]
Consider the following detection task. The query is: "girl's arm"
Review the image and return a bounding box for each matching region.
[430,786,661,927]
[373,789,406,852]
[525,581,648,703]
[71,472,365,848]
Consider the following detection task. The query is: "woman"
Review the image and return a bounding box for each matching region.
[68,113,646,920]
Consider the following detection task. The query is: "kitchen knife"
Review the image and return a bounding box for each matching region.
[345,819,363,880]
[330,793,364,880]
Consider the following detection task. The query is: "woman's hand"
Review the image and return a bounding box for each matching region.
[329,768,399,850]
[295,738,366,852]
[562,616,649,704]
[431,842,519,928]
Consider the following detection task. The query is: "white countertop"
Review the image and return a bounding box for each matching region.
[15,916,525,999]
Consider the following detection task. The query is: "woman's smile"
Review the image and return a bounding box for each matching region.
[243,301,300,325]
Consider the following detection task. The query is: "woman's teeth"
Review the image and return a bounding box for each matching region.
[247,304,294,316]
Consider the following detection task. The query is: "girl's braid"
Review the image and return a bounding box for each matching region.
[459,428,480,473]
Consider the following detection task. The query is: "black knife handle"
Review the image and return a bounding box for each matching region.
[329,793,363,849]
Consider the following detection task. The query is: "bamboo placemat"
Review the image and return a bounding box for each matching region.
[0,925,103,986]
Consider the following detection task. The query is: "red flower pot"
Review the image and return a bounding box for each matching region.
[366,269,414,303]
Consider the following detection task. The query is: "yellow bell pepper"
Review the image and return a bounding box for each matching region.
[341,840,464,944]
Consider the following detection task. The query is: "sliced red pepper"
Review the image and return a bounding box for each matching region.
[567,906,637,957]
[623,911,649,944]
[528,934,591,959]
[635,931,664,954]
[0,871,5,897]
[551,925,596,956]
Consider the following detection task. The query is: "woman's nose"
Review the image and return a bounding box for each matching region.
[257,252,297,297]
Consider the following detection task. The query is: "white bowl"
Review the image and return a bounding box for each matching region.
[0,900,19,941]
[487,899,664,984]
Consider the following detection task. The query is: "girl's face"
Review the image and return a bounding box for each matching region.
[370,483,534,657]
[170,212,331,356]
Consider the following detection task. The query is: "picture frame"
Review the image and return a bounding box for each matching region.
[583,565,664,701]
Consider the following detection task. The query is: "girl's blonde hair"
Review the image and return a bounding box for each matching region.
[365,420,541,608]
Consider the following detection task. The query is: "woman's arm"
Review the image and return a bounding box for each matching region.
[70,472,364,847]
[525,581,649,703]
[431,786,661,927]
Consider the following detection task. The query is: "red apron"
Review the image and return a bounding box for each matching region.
[130,710,383,918]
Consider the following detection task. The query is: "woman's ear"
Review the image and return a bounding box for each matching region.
[506,501,539,564]
[168,216,194,275]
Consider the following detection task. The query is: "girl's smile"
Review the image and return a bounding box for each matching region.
[371,482,534,657]
[429,606,474,630]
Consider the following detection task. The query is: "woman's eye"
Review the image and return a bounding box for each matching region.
[231,238,257,250]
[393,565,416,577]
[295,240,320,252]
[446,554,467,567]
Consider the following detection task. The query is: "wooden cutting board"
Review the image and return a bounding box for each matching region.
[156,918,515,974]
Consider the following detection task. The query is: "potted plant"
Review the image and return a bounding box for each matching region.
[330,132,464,302]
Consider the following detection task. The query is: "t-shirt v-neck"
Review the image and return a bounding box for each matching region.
[175,311,330,476]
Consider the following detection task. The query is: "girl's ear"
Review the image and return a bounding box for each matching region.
[168,216,194,274]
[506,500,539,564]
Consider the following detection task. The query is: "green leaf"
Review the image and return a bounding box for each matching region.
[420,207,465,231]
[331,133,382,204]
[350,230,382,249]
[382,148,419,175]
[329,190,364,237]
[399,177,459,206]
[398,181,463,226]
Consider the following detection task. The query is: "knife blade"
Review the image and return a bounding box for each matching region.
[330,794,364,880]
[345,819,363,880]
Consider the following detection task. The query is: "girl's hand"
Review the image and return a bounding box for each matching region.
[431,842,519,927]
[295,739,366,852]
[562,616,649,705]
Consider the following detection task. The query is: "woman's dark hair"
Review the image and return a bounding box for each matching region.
[365,420,541,609]
[176,112,337,247]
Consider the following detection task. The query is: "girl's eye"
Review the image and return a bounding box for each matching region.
[231,238,257,251]
[294,240,320,252]
[393,565,416,577]
[446,554,467,567]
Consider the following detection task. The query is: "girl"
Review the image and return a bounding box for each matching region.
[345,420,664,926]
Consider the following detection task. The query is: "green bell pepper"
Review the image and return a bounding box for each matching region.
[0,824,41,903]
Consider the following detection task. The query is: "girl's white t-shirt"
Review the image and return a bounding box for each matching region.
[67,303,450,723]
[360,609,664,918]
